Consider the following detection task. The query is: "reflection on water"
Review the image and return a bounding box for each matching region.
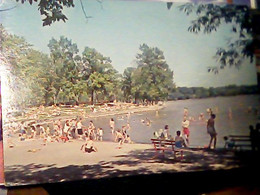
[85,95,259,148]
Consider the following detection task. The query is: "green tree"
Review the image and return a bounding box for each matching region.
[131,44,174,102]
[81,47,118,104]
[48,36,82,105]
[15,0,75,26]
[176,3,255,74]
[0,25,53,107]
[121,67,136,102]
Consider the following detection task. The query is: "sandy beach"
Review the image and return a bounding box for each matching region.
[3,137,254,186]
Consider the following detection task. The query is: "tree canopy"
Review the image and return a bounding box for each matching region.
[15,0,75,26]
[1,25,175,107]
[131,44,174,102]
[176,3,255,74]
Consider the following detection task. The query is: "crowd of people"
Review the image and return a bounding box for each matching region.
[4,114,136,153]
[4,103,259,152]
[5,118,106,147]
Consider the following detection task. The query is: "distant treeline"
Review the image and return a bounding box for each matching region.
[168,85,259,100]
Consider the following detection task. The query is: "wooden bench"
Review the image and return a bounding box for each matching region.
[151,138,183,160]
[228,135,251,150]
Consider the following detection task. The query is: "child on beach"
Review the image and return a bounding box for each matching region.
[110,118,115,134]
[96,127,104,141]
[223,136,235,149]
[88,120,96,140]
[175,131,187,148]
[115,129,124,149]
[80,136,98,153]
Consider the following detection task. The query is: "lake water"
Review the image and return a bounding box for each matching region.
[84,95,260,148]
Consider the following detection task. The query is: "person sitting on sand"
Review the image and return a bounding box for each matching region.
[175,131,187,148]
[124,134,133,144]
[80,136,98,153]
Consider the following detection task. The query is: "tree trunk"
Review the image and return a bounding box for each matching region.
[91,90,94,105]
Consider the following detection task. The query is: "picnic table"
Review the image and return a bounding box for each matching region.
[228,135,252,150]
[151,138,183,160]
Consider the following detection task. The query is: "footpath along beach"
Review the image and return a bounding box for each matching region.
[3,137,257,186]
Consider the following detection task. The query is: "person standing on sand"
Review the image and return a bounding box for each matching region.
[115,129,124,149]
[182,116,190,146]
[110,118,115,134]
[76,118,83,139]
[207,114,217,149]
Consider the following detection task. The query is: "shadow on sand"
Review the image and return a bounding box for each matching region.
[5,147,259,187]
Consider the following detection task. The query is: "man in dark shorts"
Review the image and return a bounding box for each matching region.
[207,114,217,149]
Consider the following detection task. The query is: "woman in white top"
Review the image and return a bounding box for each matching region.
[182,116,190,145]
[63,120,70,135]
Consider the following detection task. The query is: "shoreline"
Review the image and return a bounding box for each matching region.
[3,103,165,125]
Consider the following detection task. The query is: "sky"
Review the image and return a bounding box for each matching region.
[0,0,257,87]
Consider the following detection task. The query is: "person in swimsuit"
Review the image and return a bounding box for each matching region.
[207,114,217,149]
[182,116,190,146]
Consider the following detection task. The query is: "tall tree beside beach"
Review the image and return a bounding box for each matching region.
[130,44,174,102]
[48,36,83,105]
[0,25,52,107]
[81,47,119,104]
[121,67,136,102]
